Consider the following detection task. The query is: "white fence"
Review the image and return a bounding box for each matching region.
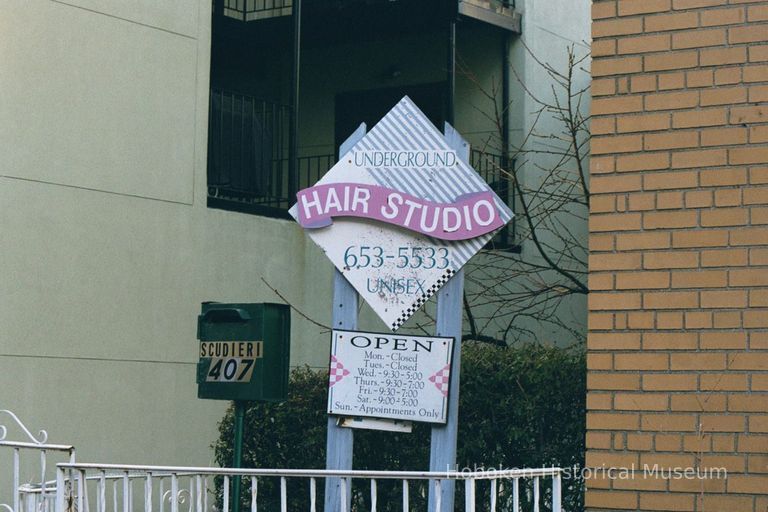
[1,412,563,512]
[0,410,75,512]
[54,464,562,512]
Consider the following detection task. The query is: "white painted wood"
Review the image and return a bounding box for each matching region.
[323,123,366,512]
[552,474,562,512]
[427,123,468,512]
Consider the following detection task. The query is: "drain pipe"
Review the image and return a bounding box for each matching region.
[288,0,301,199]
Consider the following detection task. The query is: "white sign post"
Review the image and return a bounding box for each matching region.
[290,98,513,512]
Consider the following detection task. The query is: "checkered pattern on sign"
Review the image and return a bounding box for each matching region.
[389,268,456,331]
[428,364,451,397]
[329,355,350,387]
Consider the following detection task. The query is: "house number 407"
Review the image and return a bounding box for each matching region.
[206,358,256,383]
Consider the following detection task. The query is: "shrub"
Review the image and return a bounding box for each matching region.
[214,343,585,510]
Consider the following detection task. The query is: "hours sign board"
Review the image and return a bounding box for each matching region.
[327,329,454,424]
[289,97,513,330]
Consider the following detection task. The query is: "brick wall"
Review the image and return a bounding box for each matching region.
[588,1,768,510]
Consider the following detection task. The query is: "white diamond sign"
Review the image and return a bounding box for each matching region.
[290,97,513,330]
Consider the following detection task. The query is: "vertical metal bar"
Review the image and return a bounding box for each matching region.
[339,479,347,512]
[490,479,497,512]
[402,481,408,512]
[145,474,152,512]
[369,480,376,512]
[159,479,165,512]
[218,90,224,191]
[249,477,256,512]
[229,93,235,188]
[203,478,209,512]
[433,481,441,512]
[100,472,106,512]
[279,478,287,512]
[428,125,468,512]
[13,448,20,512]
[272,102,279,201]
[40,450,47,505]
[324,123,365,512]
[240,94,246,191]
[77,471,85,512]
[310,478,316,512]
[533,478,540,512]
[512,479,519,512]
[55,468,65,512]
[68,468,75,512]
[464,480,475,512]
[123,473,129,512]
[253,98,261,194]
[171,475,179,512]
[223,476,229,512]
[501,30,513,244]
[552,474,561,512]
[188,478,194,512]
[287,0,302,199]
[510,158,517,241]
[114,480,119,512]
[196,476,203,512]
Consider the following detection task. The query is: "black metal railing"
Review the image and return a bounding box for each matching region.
[218,0,516,19]
[207,89,517,247]
[470,148,517,250]
[218,0,292,21]
[207,89,294,215]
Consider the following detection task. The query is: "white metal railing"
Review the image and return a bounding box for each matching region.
[1,412,563,512]
[0,410,76,512]
[54,464,562,512]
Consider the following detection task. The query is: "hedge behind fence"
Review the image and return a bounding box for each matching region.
[214,343,585,511]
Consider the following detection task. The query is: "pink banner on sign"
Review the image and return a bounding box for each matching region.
[296,183,504,241]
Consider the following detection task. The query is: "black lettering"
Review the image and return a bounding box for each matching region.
[413,339,433,352]
[350,335,372,348]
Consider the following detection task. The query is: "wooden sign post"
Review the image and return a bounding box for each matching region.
[323,124,365,512]
[427,125,468,512]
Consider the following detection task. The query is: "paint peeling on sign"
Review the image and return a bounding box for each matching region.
[290,96,513,330]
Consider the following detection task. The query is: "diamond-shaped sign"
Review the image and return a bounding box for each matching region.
[290,97,513,330]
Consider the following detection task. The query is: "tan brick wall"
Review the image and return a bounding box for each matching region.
[588,1,768,510]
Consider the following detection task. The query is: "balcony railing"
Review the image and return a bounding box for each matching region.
[216,0,517,22]
[207,90,294,216]
[470,149,517,250]
[219,0,292,21]
[207,89,517,248]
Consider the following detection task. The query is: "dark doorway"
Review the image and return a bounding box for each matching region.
[334,83,446,156]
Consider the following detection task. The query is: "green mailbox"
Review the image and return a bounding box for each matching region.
[196,302,290,402]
